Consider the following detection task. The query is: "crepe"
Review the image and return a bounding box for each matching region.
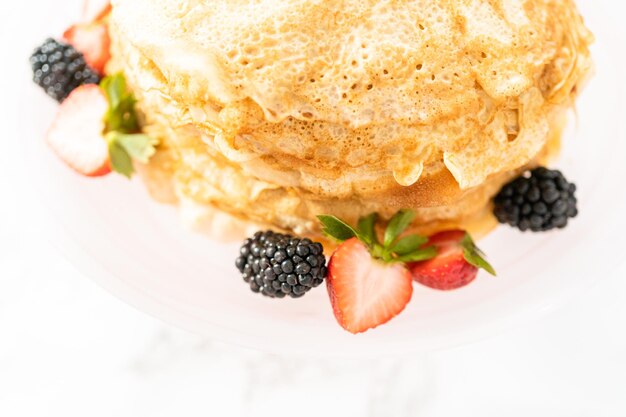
[108,0,593,238]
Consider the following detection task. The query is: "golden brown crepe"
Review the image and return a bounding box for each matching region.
[108,0,593,239]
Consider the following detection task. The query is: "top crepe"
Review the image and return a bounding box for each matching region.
[109,0,593,233]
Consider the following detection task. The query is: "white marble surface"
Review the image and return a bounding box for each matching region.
[1,1,626,416]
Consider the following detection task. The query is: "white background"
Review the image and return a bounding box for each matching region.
[1,1,625,416]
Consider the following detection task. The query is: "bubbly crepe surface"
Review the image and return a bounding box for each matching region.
[109,0,592,236]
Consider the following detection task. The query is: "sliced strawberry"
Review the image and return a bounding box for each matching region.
[63,21,111,75]
[409,230,487,290]
[327,238,413,334]
[46,85,111,177]
[82,0,112,23]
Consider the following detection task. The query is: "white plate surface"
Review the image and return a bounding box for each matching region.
[15,5,626,356]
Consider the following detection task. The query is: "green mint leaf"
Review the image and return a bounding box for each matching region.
[396,247,438,263]
[357,213,379,245]
[111,133,158,164]
[107,137,134,179]
[461,233,496,276]
[101,73,141,134]
[101,73,126,110]
[383,209,417,247]
[390,234,428,256]
[370,244,387,260]
[100,73,158,179]
[317,215,358,242]
[116,96,140,133]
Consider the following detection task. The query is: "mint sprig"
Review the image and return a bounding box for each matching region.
[101,73,140,134]
[317,210,436,264]
[384,209,416,247]
[106,133,159,178]
[461,233,497,276]
[100,73,158,178]
[357,213,379,246]
[390,234,429,256]
[396,248,438,263]
[318,215,358,241]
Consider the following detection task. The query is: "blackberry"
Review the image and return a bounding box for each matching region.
[30,38,101,102]
[494,168,578,232]
[235,231,327,299]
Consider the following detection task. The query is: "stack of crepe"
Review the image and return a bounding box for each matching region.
[108,0,593,239]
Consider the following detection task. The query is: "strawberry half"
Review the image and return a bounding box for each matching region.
[409,230,496,291]
[44,73,158,179]
[319,211,436,333]
[327,238,413,334]
[318,212,495,333]
[46,85,111,177]
[63,21,111,75]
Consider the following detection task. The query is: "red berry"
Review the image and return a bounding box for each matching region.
[327,238,413,334]
[46,85,111,177]
[63,21,111,75]
[409,230,478,291]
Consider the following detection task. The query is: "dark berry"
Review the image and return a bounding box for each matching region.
[264,268,276,280]
[281,260,294,273]
[274,250,287,263]
[298,275,313,286]
[295,262,311,275]
[30,38,101,102]
[311,243,323,255]
[494,168,578,232]
[235,231,328,298]
[235,256,246,273]
[296,245,310,256]
[306,255,319,267]
[259,258,270,270]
